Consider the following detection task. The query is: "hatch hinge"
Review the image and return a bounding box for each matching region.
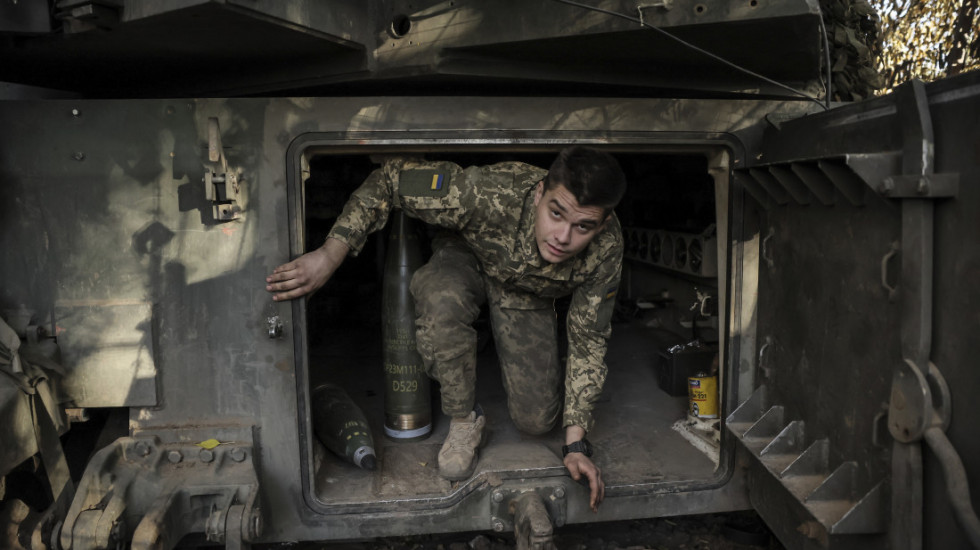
[203,117,243,222]
[54,0,122,33]
[60,435,261,550]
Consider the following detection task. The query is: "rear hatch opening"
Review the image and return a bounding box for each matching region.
[294,146,734,511]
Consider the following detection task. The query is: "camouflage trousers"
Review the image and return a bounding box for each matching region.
[409,237,561,435]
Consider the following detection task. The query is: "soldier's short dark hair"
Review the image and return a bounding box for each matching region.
[545,146,626,217]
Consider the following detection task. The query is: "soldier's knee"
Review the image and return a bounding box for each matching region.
[409,265,435,306]
[509,407,558,435]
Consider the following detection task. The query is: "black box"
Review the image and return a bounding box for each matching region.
[656,345,717,397]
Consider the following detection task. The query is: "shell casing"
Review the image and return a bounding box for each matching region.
[382,210,432,441]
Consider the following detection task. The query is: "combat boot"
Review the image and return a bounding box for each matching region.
[438,409,486,480]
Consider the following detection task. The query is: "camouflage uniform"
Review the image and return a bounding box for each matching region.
[327,157,622,433]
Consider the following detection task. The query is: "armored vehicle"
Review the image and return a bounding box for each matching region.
[1,1,978,549]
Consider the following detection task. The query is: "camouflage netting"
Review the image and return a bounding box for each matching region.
[821,0,885,101]
[872,0,980,93]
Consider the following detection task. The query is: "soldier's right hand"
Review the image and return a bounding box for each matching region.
[266,238,349,301]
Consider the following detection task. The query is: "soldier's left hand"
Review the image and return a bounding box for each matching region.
[564,452,604,512]
[265,238,349,301]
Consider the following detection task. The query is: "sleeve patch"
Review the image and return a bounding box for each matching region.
[399,169,451,198]
[604,286,618,301]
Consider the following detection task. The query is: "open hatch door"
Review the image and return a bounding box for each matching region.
[728,72,980,550]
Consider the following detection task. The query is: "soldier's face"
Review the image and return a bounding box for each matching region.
[533,181,608,264]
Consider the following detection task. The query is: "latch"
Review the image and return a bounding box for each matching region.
[887,79,980,549]
[204,117,243,222]
[888,361,980,547]
[888,360,949,444]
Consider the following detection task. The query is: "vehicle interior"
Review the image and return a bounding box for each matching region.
[299,148,729,508]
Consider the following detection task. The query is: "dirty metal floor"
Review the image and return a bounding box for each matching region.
[308,319,718,505]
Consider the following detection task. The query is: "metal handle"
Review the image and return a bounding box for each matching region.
[881,240,900,302]
[757,336,772,378]
[761,227,775,269]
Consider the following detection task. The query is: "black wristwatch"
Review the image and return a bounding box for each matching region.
[562,438,593,458]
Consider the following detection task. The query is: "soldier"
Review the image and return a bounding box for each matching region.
[266,146,625,512]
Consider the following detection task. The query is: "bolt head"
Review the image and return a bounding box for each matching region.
[134,441,151,457]
[71,108,80,117]
[553,487,565,499]
[230,447,247,462]
[492,519,504,532]
[199,449,215,463]
[167,450,183,464]
[879,177,895,194]
[492,491,504,502]
[917,177,929,194]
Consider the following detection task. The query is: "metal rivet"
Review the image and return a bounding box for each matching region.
[492,518,504,532]
[230,447,247,462]
[199,449,215,463]
[553,487,565,499]
[492,491,504,503]
[71,108,80,117]
[167,450,183,464]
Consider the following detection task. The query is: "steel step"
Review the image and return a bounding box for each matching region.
[726,385,886,538]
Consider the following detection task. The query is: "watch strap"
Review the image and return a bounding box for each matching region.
[561,438,592,457]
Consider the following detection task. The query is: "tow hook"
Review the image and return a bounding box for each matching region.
[513,492,557,550]
[490,486,566,550]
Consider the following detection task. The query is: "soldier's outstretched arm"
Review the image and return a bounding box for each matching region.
[266,237,350,301]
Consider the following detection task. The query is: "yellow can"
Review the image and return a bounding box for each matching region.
[688,373,718,419]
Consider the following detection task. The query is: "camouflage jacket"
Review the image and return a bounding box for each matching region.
[327,157,623,433]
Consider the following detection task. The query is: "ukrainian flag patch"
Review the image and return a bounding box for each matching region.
[400,169,451,198]
[430,173,444,190]
[604,286,618,300]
